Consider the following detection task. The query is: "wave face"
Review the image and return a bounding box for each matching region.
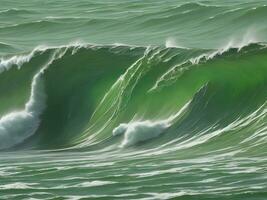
[1,43,267,199]
[1,0,267,199]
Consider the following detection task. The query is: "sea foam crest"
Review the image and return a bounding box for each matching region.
[113,121,169,147]
[165,37,189,49]
[113,102,189,147]
[151,30,264,92]
[0,41,88,74]
[0,51,36,73]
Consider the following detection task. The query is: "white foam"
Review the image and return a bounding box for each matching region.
[151,29,264,92]
[193,28,262,63]
[0,71,46,149]
[0,51,36,73]
[0,48,67,149]
[113,121,169,147]
[53,181,115,189]
[165,37,189,49]
[113,102,189,147]
[0,41,92,74]
[221,28,260,51]
[75,181,115,187]
[0,182,37,189]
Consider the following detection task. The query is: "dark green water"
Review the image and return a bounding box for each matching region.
[1,1,267,199]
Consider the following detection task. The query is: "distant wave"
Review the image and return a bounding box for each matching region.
[0,8,34,15]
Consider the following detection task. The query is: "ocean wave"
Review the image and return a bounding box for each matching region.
[0,42,266,151]
[0,8,34,15]
[1,1,267,198]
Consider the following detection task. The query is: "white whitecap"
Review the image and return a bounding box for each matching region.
[0,48,67,150]
[165,37,189,49]
[113,102,189,147]
[0,71,46,150]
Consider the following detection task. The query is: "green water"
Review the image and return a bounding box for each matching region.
[1,0,267,199]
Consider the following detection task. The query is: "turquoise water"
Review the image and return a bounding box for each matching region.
[1,1,267,199]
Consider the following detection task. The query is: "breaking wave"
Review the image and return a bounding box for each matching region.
[0,42,267,152]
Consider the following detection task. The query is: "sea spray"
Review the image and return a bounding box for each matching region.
[113,102,190,147]
[113,121,169,147]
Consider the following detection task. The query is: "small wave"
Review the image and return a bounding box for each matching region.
[0,20,60,32]
[0,8,34,15]
[74,181,115,187]
[53,180,115,189]
[164,2,223,13]
[0,42,16,52]
[0,182,38,190]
